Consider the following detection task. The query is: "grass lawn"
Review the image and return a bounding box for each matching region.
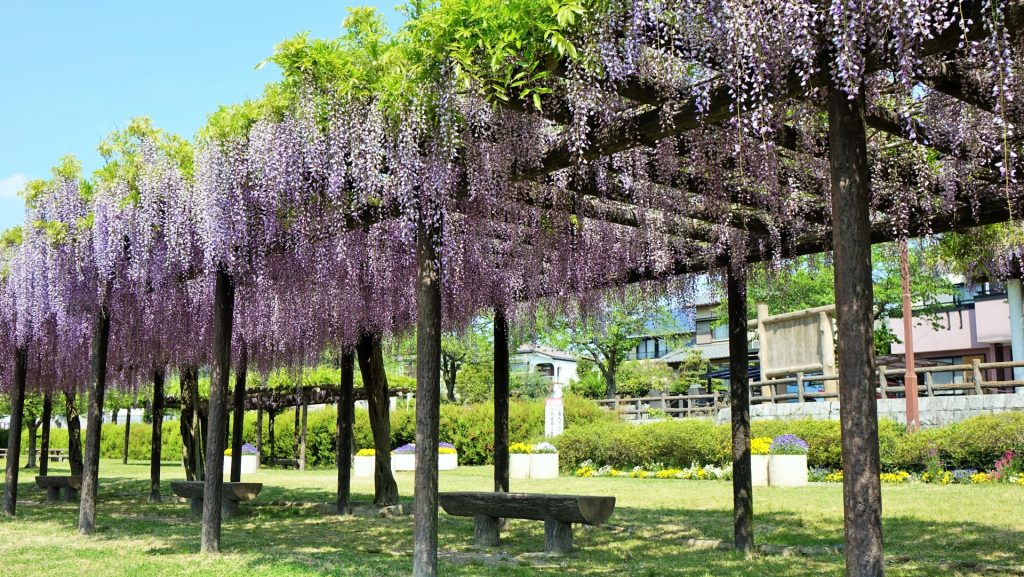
[0,459,1021,576]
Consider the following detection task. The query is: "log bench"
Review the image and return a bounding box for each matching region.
[438,492,616,554]
[271,458,300,469]
[170,481,263,519]
[35,475,82,503]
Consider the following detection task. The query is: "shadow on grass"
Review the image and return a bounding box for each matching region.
[4,474,1022,576]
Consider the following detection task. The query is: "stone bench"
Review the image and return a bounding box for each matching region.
[170,481,263,519]
[271,458,300,469]
[438,492,616,554]
[35,475,82,503]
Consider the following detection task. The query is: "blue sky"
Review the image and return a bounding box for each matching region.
[0,1,404,231]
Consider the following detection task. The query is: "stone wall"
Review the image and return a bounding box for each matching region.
[715,392,1024,427]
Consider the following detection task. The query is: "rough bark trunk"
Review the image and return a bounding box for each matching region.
[293,399,300,459]
[442,358,457,402]
[299,399,308,470]
[79,302,111,535]
[727,267,753,553]
[2,346,28,516]
[179,365,202,482]
[25,418,39,469]
[413,215,442,577]
[122,402,131,465]
[149,365,165,502]
[267,409,276,461]
[201,267,235,553]
[255,407,263,460]
[40,394,53,477]
[337,351,355,514]
[230,343,247,483]
[357,332,399,507]
[493,308,510,493]
[111,409,117,424]
[829,82,885,577]
[64,390,84,476]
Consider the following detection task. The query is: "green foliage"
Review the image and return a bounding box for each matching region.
[509,370,550,399]
[95,117,194,201]
[615,360,678,397]
[569,358,605,398]
[557,412,1024,472]
[453,359,495,403]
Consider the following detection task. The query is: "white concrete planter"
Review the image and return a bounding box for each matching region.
[510,453,531,479]
[768,454,808,487]
[391,453,416,471]
[223,454,260,475]
[353,455,375,477]
[438,453,459,470]
[751,455,770,487]
[529,453,559,479]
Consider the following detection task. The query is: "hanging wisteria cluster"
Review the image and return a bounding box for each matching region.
[1,0,1021,395]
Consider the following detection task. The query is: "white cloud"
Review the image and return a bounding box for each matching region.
[0,173,32,198]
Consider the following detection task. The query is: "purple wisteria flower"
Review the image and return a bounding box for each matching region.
[392,443,416,454]
[241,443,259,455]
[438,442,456,449]
[769,434,809,455]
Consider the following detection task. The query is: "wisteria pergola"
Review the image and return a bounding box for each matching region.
[2,2,1024,577]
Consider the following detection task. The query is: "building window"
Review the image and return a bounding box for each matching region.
[712,323,728,341]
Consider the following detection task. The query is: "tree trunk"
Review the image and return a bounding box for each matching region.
[201,267,235,554]
[337,351,355,514]
[25,418,39,469]
[829,82,884,577]
[255,405,263,460]
[79,302,111,535]
[267,409,276,461]
[299,398,308,471]
[357,332,399,507]
[493,308,510,493]
[40,394,53,477]
[179,365,202,482]
[603,360,617,399]
[122,402,131,465]
[230,343,248,483]
[111,409,117,424]
[64,390,84,476]
[727,267,753,553]
[293,399,300,459]
[149,365,165,502]
[3,346,28,517]
[442,357,457,402]
[413,214,442,577]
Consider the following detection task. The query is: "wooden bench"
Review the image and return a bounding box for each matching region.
[35,476,82,503]
[170,481,263,519]
[271,458,300,469]
[47,449,67,462]
[0,448,8,459]
[438,492,615,554]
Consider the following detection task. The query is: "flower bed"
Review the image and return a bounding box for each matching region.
[223,443,259,474]
[574,460,732,481]
[387,443,459,471]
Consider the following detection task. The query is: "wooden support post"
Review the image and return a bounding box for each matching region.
[493,307,510,493]
[40,392,53,477]
[201,267,235,553]
[337,351,355,515]
[413,213,442,577]
[122,399,131,464]
[796,373,806,403]
[3,346,28,516]
[820,311,839,395]
[150,365,165,502]
[828,81,884,577]
[543,519,573,554]
[230,343,247,483]
[971,360,984,395]
[877,366,888,399]
[923,372,934,398]
[474,515,501,547]
[727,267,753,554]
[79,303,111,535]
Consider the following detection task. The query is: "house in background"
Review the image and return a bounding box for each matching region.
[511,345,579,393]
[889,280,1015,387]
[627,308,695,361]
[661,302,759,384]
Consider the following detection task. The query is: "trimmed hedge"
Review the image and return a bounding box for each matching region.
[1,394,612,468]
[556,412,1024,472]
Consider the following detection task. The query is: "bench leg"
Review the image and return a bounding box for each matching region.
[222,499,240,520]
[190,497,203,516]
[473,515,501,547]
[62,487,78,503]
[45,487,60,503]
[544,519,572,554]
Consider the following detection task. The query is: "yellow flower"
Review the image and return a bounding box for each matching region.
[970,472,992,484]
[438,447,458,454]
[751,437,772,456]
[356,448,376,457]
[509,443,533,454]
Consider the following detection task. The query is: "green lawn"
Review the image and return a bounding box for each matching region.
[0,460,1021,576]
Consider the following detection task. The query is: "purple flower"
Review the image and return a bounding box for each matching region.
[392,443,416,454]
[438,442,456,449]
[769,434,809,455]
[241,443,258,455]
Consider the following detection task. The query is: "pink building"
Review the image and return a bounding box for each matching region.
[888,287,1015,383]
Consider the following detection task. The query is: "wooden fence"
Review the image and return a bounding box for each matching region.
[597,359,1024,421]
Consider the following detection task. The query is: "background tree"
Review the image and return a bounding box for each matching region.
[440,318,492,402]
